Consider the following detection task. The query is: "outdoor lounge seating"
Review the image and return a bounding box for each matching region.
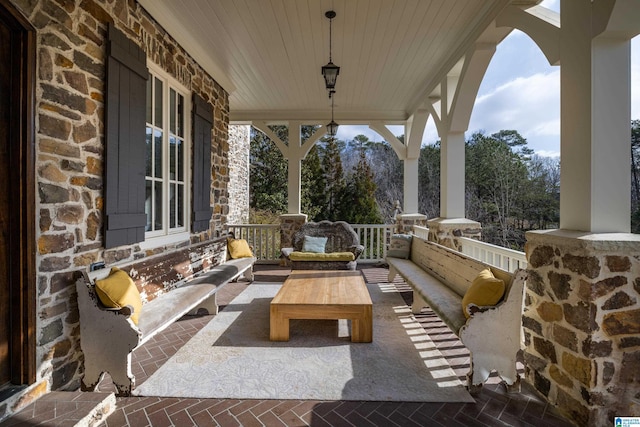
[75,237,255,396]
[386,235,527,393]
[281,220,364,270]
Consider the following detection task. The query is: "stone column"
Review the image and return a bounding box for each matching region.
[426,217,481,252]
[279,214,307,265]
[394,213,427,234]
[524,230,640,426]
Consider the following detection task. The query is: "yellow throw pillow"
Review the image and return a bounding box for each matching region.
[462,268,505,319]
[95,267,142,325]
[227,237,253,259]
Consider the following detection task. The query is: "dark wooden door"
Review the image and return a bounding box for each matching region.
[0,15,11,387]
[0,1,36,388]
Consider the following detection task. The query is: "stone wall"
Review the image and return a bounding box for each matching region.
[227,125,250,225]
[279,214,307,265]
[524,230,640,426]
[6,0,231,416]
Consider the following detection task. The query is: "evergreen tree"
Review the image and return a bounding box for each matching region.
[249,126,287,216]
[301,143,325,221]
[319,136,345,221]
[340,136,383,224]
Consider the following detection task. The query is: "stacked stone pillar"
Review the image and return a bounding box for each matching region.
[426,217,481,251]
[524,230,640,426]
[394,213,428,234]
[279,214,307,265]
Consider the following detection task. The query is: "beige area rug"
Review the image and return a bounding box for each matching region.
[132,281,475,402]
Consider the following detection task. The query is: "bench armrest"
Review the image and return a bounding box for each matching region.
[281,247,294,258]
[350,244,364,259]
[464,303,495,318]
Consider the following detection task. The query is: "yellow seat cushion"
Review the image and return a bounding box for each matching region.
[462,268,505,318]
[289,251,355,262]
[227,237,253,259]
[95,267,143,325]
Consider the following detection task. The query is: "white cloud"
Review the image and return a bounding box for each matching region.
[469,70,560,151]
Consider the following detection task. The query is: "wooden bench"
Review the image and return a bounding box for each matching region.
[76,237,255,396]
[386,236,527,393]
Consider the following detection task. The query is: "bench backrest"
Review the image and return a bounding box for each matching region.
[292,220,359,253]
[409,237,514,298]
[85,237,228,304]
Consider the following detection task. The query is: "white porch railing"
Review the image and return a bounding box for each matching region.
[458,236,527,272]
[412,225,429,240]
[228,223,396,264]
[351,224,396,263]
[228,223,527,271]
[228,224,280,263]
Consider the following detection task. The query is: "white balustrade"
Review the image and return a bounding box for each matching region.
[229,223,526,271]
[458,236,527,272]
[229,223,396,263]
[412,225,430,240]
[351,224,396,263]
[228,224,280,263]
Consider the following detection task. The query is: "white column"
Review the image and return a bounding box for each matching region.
[440,131,466,218]
[287,122,302,214]
[559,1,633,232]
[403,158,419,213]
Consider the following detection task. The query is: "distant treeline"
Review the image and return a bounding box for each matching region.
[251,121,640,251]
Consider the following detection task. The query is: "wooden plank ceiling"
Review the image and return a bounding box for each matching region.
[138,0,529,124]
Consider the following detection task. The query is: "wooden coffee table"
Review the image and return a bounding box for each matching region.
[270,270,373,342]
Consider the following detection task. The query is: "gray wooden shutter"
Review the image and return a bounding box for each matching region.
[192,94,213,233]
[104,24,148,248]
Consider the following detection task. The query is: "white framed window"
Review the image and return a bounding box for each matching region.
[144,63,191,246]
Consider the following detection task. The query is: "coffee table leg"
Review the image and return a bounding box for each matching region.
[270,304,289,341]
[351,305,372,343]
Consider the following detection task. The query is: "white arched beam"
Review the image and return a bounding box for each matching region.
[496,5,560,66]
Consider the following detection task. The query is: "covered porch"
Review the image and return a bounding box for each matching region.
[214,1,639,423]
[1,1,638,426]
[223,1,639,424]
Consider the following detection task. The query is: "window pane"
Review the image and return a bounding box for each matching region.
[177,138,184,180]
[145,180,152,231]
[170,89,176,135]
[177,183,184,227]
[154,78,163,127]
[145,127,152,176]
[169,183,176,228]
[177,93,184,137]
[169,135,177,180]
[154,181,163,230]
[154,129,163,178]
[146,77,152,124]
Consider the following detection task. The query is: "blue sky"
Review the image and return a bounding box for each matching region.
[335,0,639,158]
